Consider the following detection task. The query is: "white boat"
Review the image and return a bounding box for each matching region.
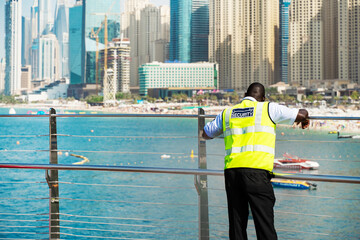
[274,153,319,170]
[161,154,171,159]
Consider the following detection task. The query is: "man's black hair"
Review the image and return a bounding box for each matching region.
[245,82,265,101]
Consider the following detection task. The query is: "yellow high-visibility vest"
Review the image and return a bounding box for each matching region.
[222,100,276,171]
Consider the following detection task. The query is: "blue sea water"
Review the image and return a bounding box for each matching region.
[0,107,359,239]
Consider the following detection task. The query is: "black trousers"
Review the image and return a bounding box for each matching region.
[224,168,277,240]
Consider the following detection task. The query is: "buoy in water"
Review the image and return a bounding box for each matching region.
[190,150,194,158]
[16,141,20,145]
[91,130,94,133]
[9,108,16,114]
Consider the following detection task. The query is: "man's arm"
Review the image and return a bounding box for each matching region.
[269,103,309,129]
[295,109,310,129]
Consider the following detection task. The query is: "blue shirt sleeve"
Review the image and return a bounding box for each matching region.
[204,112,223,138]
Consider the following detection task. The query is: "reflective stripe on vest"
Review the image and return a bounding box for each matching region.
[225,145,275,156]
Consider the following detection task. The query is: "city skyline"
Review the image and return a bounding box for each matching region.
[0,0,170,59]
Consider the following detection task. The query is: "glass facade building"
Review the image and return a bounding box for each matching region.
[83,0,121,84]
[139,62,217,96]
[280,0,291,83]
[169,0,209,63]
[69,3,83,84]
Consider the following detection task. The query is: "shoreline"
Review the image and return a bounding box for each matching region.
[1,102,360,133]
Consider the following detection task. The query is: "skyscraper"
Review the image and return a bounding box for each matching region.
[30,0,39,80]
[288,0,359,86]
[288,0,323,86]
[30,0,38,40]
[83,0,121,84]
[279,0,291,83]
[38,34,60,82]
[347,0,360,84]
[22,16,32,66]
[54,0,71,78]
[69,1,84,84]
[5,0,22,95]
[38,0,52,36]
[169,0,209,63]
[209,0,279,90]
[121,0,170,87]
[99,39,131,93]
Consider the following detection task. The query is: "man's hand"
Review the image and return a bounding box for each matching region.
[295,109,310,129]
[300,119,310,129]
[202,130,213,140]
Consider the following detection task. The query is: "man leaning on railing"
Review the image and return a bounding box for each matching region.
[202,82,310,240]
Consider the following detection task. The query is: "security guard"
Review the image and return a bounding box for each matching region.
[203,83,309,240]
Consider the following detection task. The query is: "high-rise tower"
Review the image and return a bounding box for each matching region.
[169,0,209,63]
[279,0,291,83]
[209,0,279,90]
[288,0,323,87]
[5,0,22,95]
[69,1,84,85]
[121,0,170,87]
[54,0,72,78]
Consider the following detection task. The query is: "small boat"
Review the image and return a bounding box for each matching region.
[274,153,319,170]
[271,179,317,190]
[161,154,171,159]
[328,131,338,134]
[337,132,360,139]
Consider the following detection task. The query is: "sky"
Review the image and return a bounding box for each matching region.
[0,0,170,59]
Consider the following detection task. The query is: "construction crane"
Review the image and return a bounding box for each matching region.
[90,0,120,105]
[91,13,121,106]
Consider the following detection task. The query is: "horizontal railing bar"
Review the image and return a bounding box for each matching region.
[59,181,195,190]
[55,134,197,139]
[308,116,360,120]
[0,163,360,184]
[60,232,151,239]
[0,113,359,121]
[0,238,48,240]
[0,163,223,176]
[0,113,202,118]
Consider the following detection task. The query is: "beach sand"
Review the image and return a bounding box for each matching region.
[2,101,360,133]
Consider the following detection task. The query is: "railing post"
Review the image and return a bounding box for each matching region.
[195,108,210,239]
[47,108,60,239]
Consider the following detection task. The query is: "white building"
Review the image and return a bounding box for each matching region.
[5,0,22,95]
[38,34,60,82]
[139,62,218,96]
[209,0,280,91]
[27,79,69,102]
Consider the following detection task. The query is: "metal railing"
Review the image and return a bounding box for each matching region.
[0,108,359,239]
